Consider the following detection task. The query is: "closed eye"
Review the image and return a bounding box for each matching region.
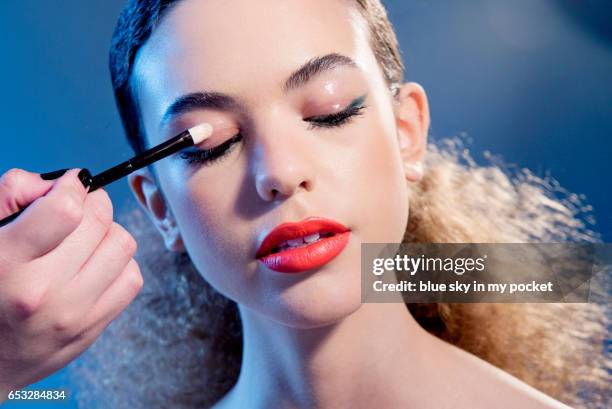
[304,94,367,130]
[178,132,243,166]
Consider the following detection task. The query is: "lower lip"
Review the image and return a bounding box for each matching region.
[258,231,351,273]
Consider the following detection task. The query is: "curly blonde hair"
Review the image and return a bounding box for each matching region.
[70,0,610,407]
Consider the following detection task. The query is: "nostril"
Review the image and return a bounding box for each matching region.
[299,179,312,192]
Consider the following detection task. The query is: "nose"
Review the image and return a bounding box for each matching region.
[253,128,314,202]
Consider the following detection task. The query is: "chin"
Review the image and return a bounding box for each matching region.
[261,248,364,329]
[272,294,363,330]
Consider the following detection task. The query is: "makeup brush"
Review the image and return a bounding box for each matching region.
[0,123,213,228]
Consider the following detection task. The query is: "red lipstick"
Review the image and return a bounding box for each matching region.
[256,217,351,273]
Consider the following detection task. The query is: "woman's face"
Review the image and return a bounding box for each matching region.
[132,0,413,328]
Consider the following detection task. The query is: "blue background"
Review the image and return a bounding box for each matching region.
[1,1,610,408]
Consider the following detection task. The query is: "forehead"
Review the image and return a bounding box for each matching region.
[132,0,375,124]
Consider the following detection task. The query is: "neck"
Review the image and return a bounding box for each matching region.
[231,300,440,409]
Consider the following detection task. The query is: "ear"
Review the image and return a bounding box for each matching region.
[128,167,185,252]
[393,82,430,182]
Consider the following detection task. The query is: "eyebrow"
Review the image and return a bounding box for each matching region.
[160,52,358,127]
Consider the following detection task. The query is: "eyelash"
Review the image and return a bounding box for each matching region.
[303,98,367,130]
[179,97,367,165]
[179,132,243,166]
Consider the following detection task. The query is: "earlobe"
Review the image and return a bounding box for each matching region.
[393,82,430,183]
[157,218,186,253]
[403,162,424,182]
[128,168,185,252]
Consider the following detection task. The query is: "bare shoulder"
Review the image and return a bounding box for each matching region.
[433,335,574,409]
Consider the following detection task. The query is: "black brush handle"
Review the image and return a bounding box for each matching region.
[0,208,23,228]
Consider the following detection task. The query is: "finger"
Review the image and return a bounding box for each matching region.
[47,262,142,375]
[81,258,143,332]
[0,169,88,262]
[44,188,114,277]
[0,168,55,219]
[67,223,137,306]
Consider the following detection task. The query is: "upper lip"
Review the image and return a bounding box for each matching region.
[256,216,350,258]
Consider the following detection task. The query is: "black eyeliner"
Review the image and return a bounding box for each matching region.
[305,94,368,129]
[180,132,243,164]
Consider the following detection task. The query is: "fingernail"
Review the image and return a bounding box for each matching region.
[78,168,93,189]
[40,168,69,180]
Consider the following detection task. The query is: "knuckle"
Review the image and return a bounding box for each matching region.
[49,193,84,226]
[8,288,47,320]
[111,223,138,258]
[87,190,114,229]
[126,262,144,295]
[0,168,26,191]
[52,310,79,334]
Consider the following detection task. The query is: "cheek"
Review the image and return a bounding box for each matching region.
[158,161,255,298]
[349,114,409,242]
